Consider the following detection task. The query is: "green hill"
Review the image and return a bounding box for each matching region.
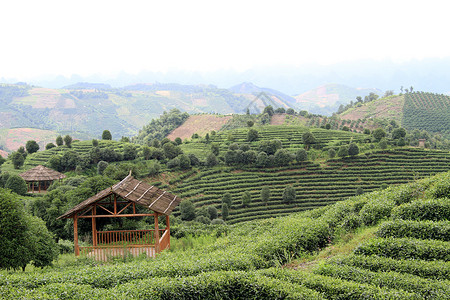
[339,91,450,134]
[1,171,449,298]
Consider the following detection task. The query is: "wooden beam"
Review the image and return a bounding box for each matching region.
[74,213,79,256]
[166,215,170,249]
[78,213,157,219]
[92,205,97,247]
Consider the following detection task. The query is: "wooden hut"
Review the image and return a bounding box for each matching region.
[19,165,66,193]
[58,172,182,260]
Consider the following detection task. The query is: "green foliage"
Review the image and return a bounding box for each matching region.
[391,198,450,221]
[296,149,308,162]
[258,139,282,155]
[63,135,73,148]
[328,148,336,158]
[134,109,189,143]
[48,154,63,172]
[348,143,359,156]
[247,128,258,142]
[180,200,196,221]
[337,145,348,157]
[102,130,112,140]
[207,206,218,220]
[241,191,252,208]
[263,105,274,116]
[222,192,232,208]
[55,135,63,146]
[261,186,270,205]
[372,128,386,142]
[178,154,191,170]
[221,203,229,220]
[392,127,407,139]
[97,160,108,175]
[45,143,56,150]
[5,174,27,195]
[163,142,182,159]
[61,150,80,171]
[302,131,316,150]
[92,139,99,147]
[376,220,450,241]
[122,144,137,160]
[378,138,388,150]
[9,151,24,169]
[206,153,218,167]
[355,237,450,261]
[174,137,182,145]
[274,149,293,166]
[282,185,296,204]
[25,140,39,154]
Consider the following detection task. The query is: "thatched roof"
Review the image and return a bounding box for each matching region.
[58,173,181,219]
[19,165,66,182]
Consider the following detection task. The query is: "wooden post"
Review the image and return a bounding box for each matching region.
[154,212,160,253]
[38,181,41,193]
[166,215,170,249]
[114,194,117,215]
[92,205,97,246]
[74,214,79,256]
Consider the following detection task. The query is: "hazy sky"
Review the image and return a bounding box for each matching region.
[1,0,449,81]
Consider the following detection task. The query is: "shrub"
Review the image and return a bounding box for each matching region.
[5,174,27,195]
[296,149,308,162]
[180,200,196,221]
[391,198,450,221]
[282,185,296,204]
[97,161,108,175]
[241,191,252,208]
[207,206,218,220]
[377,220,450,241]
[102,130,112,140]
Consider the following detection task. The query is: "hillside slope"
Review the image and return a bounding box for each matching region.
[2,172,449,298]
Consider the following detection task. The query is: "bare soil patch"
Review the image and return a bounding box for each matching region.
[270,114,286,125]
[167,115,232,140]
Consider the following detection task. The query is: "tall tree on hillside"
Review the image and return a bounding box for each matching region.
[261,187,270,205]
[10,152,24,169]
[25,140,39,154]
[102,130,112,140]
[348,143,359,157]
[282,185,296,204]
[55,135,63,146]
[63,135,72,148]
[302,132,316,150]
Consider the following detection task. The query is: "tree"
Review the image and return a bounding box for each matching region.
[5,174,27,195]
[263,105,274,116]
[348,143,359,157]
[0,189,31,270]
[102,130,112,140]
[241,191,251,208]
[180,200,196,221]
[392,128,407,140]
[206,153,218,167]
[275,107,286,114]
[63,135,73,148]
[48,155,63,172]
[178,154,191,170]
[210,143,220,156]
[56,135,63,146]
[174,137,182,145]
[222,192,232,208]
[10,151,24,169]
[397,137,406,147]
[355,187,364,196]
[61,150,80,171]
[25,140,39,154]
[302,132,316,150]
[328,148,336,158]
[207,206,218,220]
[261,186,270,205]
[379,138,388,150]
[167,157,180,169]
[221,203,229,221]
[163,142,182,159]
[296,149,308,162]
[188,153,200,166]
[204,133,210,143]
[45,143,56,150]
[247,120,254,127]
[256,151,269,167]
[97,161,109,175]
[325,123,331,130]
[337,145,349,157]
[92,139,99,147]
[286,108,295,115]
[372,128,386,142]
[282,185,296,204]
[247,129,259,142]
[258,139,282,155]
[363,128,371,135]
[141,145,152,160]
[24,215,58,268]
[123,144,137,160]
[274,149,293,166]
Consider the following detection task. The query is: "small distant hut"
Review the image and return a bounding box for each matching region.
[418,139,426,148]
[19,165,66,193]
[58,172,182,260]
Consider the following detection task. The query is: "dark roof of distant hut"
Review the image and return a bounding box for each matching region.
[58,173,181,219]
[19,165,66,182]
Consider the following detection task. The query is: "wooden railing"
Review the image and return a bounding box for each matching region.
[79,229,169,260]
[159,229,170,252]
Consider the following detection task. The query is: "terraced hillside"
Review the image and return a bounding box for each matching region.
[172,148,450,224]
[403,92,450,132]
[1,172,449,299]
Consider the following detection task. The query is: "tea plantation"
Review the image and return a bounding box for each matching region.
[1,171,449,299]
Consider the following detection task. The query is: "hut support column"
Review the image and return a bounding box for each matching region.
[92,206,97,247]
[166,215,170,249]
[74,213,79,256]
[154,212,160,253]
